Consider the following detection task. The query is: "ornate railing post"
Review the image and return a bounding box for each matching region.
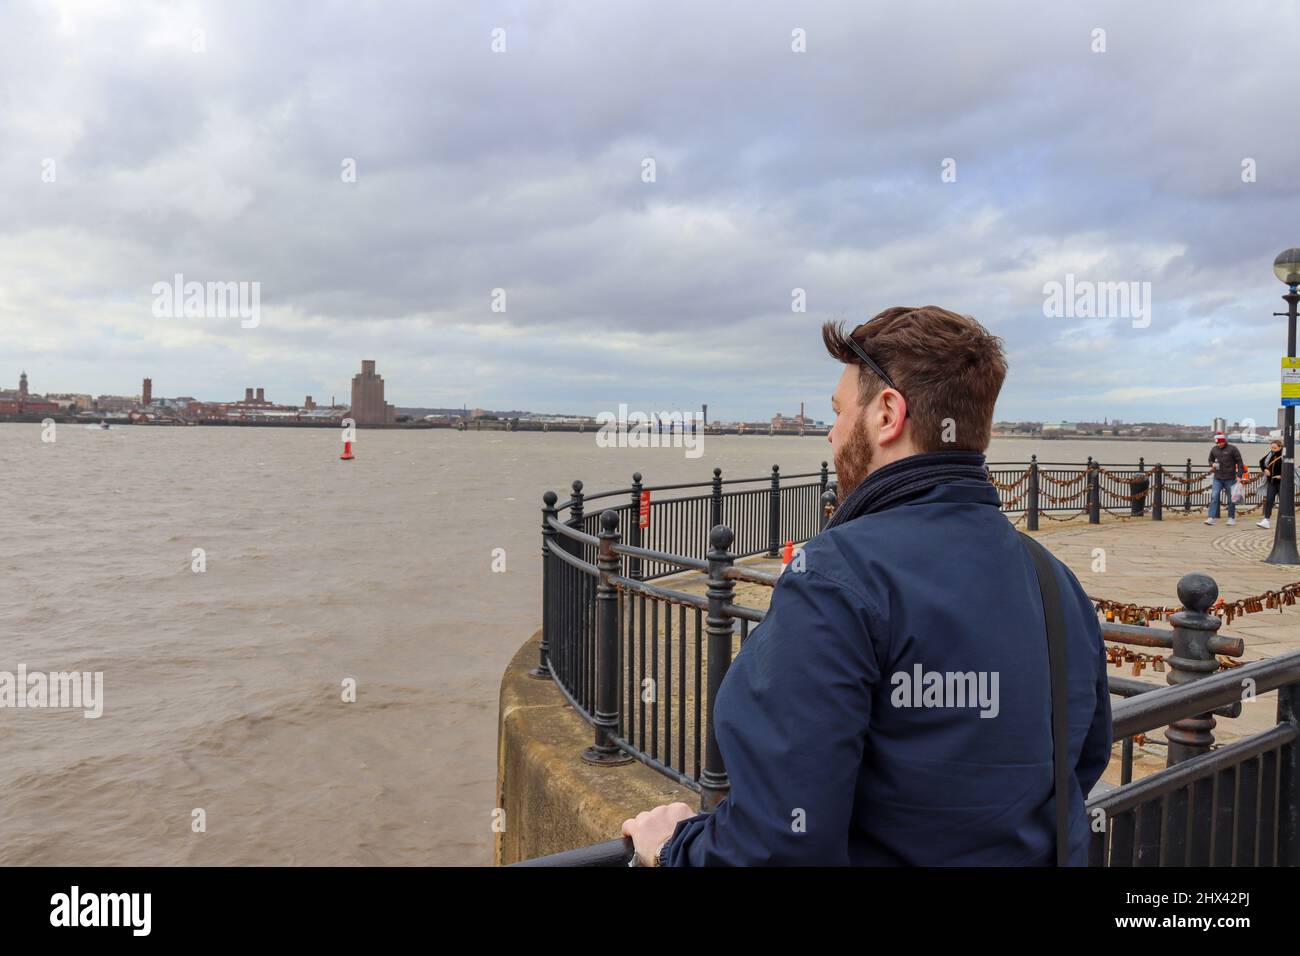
[567,480,589,568]
[1085,456,1093,516]
[1130,457,1148,518]
[820,487,837,531]
[1027,456,1040,531]
[1165,573,1222,766]
[532,490,559,679]
[710,467,723,532]
[768,465,781,557]
[628,472,643,581]
[1185,458,1192,513]
[568,478,584,533]
[583,510,632,766]
[1088,460,1101,524]
[1153,464,1163,521]
[819,460,829,496]
[701,524,737,810]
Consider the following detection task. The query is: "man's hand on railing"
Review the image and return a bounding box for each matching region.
[621,802,696,866]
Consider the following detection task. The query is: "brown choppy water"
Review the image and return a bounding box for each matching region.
[0,425,1216,865]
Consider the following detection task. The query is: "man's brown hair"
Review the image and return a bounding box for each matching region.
[822,306,1007,453]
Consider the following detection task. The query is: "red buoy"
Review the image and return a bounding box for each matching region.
[341,440,355,461]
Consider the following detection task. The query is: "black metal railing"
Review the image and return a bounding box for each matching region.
[516,642,1300,867]
[523,463,1299,866]
[1000,456,1295,528]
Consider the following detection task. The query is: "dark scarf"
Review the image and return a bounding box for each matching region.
[825,450,989,530]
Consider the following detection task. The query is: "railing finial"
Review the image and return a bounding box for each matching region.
[1177,572,1218,614]
[710,523,735,552]
[820,488,838,530]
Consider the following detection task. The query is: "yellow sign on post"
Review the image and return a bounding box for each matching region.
[1284,357,1300,407]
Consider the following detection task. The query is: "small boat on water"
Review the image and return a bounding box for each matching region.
[99,421,110,429]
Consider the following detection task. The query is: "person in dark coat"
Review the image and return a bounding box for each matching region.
[1258,440,1284,529]
[1205,431,1244,526]
[622,306,1113,866]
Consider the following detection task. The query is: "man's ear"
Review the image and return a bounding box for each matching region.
[876,391,908,446]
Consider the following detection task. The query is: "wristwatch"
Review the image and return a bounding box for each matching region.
[653,839,670,866]
[630,839,671,867]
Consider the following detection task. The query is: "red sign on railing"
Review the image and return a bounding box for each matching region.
[639,490,651,529]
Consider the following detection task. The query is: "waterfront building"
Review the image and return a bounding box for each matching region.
[771,402,812,430]
[94,395,140,413]
[45,393,94,411]
[0,371,60,416]
[350,360,396,425]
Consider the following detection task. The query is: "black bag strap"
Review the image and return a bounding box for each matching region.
[1019,532,1071,866]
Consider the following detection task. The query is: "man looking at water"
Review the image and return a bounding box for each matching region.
[622,306,1113,865]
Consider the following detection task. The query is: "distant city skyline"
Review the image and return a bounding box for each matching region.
[3,365,1285,433]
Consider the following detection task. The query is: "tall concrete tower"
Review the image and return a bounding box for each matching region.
[351,360,395,425]
[18,371,27,400]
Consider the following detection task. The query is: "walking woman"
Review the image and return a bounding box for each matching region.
[1258,440,1284,529]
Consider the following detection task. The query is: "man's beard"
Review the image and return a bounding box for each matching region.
[834,419,874,500]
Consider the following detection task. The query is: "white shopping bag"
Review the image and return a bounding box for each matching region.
[1231,480,1245,503]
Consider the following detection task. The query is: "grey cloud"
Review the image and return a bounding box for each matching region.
[1,0,1299,423]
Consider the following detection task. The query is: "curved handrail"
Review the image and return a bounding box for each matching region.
[548,539,599,574]
[724,565,781,587]
[608,574,709,611]
[612,542,708,573]
[508,836,633,867]
[546,515,600,548]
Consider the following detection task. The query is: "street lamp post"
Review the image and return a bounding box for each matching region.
[1266,248,1300,565]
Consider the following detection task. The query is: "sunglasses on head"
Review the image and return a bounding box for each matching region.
[844,335,898,392]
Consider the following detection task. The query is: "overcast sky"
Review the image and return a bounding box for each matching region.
[3,0,1299,425]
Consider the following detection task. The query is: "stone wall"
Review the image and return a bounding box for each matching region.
[495,630,695,865]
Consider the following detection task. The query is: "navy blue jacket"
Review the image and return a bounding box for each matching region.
[663,478,1112,866]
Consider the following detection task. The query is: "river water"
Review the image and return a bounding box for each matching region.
[0,425,1232,864]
